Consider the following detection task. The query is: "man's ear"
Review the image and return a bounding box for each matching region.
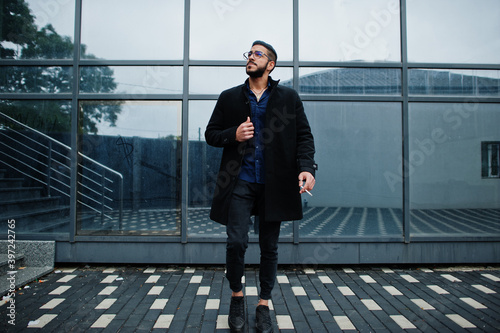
[267,61,276,72]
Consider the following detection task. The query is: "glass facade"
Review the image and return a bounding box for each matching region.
[0,0,498,263]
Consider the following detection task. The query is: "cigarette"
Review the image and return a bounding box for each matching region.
[300,186,313,197]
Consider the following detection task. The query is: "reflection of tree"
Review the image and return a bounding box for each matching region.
[0,0,121,134]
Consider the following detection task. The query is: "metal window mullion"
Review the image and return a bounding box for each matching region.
[401,0,410,243]
[180,0,191,244]
[70,0,83,243]
[293,0,300,245]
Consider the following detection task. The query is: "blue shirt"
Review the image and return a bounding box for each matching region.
[238,83,270,184]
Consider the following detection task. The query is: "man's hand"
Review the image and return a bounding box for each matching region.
[236,117,254,142]
[298,171,315,194]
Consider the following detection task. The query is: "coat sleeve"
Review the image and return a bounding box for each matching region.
[204,94,239,148]
[294,93,317,176]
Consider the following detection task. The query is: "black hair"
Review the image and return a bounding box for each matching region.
[252,40,277,62]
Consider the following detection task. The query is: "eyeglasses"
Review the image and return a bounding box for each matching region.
[243,50,271,60]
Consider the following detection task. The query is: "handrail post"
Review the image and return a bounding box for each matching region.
[119,176,123,230]
[101,169,106,225]
[47,140,52,197]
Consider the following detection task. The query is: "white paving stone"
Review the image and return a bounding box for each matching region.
[144,267,156,273]
[383,286,403,296]
[401,274,419,283]
[292,286,307,296]
[150,299,169,310]
[343,268,355,273]
[145,275,161,283]
[153,314,174,329]
[103,268,115,273]
[56,274,76,283]
[304,268,315,274]
[60,268,77,273]
[216,315,230,329]
[482,273,500,282]
[382,268,394,273]
[246,286,258,296]
[40,298,65,310]
[362,299,382,311]
[472,284,496,294]
[100,275,119,283]
[420,268,434,273]
[95,298,117,310]
[311,299,328,311]
[334,315,356,330]
[360,275,377,283]
[391,315,416,329]
[338,286,355,296]
[190,275,203,283]
[148,286,164,295]
[460,297,487,309]
[91,314,116,328]
[205,299,220,310]
[441,274,462,282]
[446,314,476,328]
[99,286,118,296]
[276,315,294,330]
[318,275,333,284]
[27,314,58,328]
[184,267,196,274]
[411,299,435,310]
[49,286,71,295]
[277,275,289,284]
[197,286,210,295]
[427,285,449,294]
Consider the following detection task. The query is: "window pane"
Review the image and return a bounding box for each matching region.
[187,101,293,239]
[300,102,403,239]
[190,0,293,61]
[407,0,500,64]
[80,66,183,95]
[81,0,184,60]
[299,0,401,62]
[409,69,500,97]
[409,103,500,238]
[0,67,72,93]
[188,101,223,238]
[299,68,401,95]
[0,100,72,236]
[1,0,75,59]
[190,67,293,94]
[78,100,182,235]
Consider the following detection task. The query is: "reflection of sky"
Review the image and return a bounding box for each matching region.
[20,0,500,140]
[23,0,500,63]
[96,101,182,139]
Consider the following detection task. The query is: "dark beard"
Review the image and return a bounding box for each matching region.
[246,62,267,78]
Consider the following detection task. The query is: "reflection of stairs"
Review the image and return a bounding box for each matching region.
[0,169,70,233]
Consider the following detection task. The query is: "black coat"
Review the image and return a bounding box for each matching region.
[205,77,316,225]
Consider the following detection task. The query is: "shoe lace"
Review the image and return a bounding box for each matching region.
[230,297,245,318]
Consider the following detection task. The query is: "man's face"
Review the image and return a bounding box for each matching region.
[246,45,273,78]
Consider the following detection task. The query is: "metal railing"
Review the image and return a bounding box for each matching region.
[0,112,123,228]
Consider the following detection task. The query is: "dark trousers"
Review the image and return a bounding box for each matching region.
[226,179,281,300]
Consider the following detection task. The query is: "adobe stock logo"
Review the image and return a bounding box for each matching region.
[213,0,243,20]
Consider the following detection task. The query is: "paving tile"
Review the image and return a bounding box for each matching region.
[5,265,500,332]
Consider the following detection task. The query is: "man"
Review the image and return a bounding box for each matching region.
[205,40,316,333]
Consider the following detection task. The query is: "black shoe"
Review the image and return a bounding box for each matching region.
[256,305,273,333]
[228,296,245,332]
